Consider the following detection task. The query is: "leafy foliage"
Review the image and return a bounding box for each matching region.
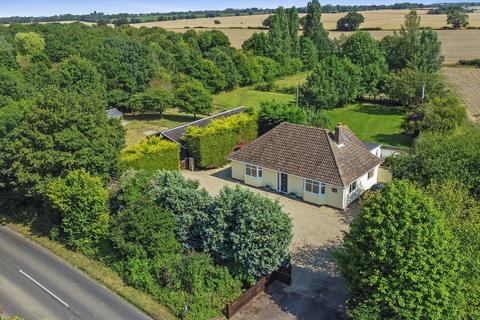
[14,32,45,56]
[336,180,461,319]
[381,11,444,72]
[46,169,109,256]
[447,6,469,29]
[185,112,258,168]
[389,126,480,197]
[204,186,292,283]
[127,87,173,114]
[303,0,333,58]
[336,12,365,31]
[258,101,308,134]
[174,80,212,118]
[340,31,388,96]
[0,90,124,197]
[120,137,179,173]
[402,95,466,135]
[385,68,446,107]
[300,56,361,109]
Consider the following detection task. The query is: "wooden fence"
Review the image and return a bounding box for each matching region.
[224,265,292,319]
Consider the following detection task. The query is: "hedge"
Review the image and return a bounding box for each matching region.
[184,112,258,168]
[120,137,179,173]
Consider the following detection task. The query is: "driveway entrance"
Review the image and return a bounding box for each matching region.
[181,166,357,319]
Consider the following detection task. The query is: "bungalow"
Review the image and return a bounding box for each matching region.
[227,122,383,209]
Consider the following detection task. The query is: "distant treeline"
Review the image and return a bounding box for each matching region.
[0,2,479,25]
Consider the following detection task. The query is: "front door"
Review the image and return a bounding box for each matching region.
[278,173,288,193]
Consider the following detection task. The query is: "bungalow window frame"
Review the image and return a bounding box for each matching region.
[368,169,375,180]
[305,179,325,195]
[245,164,262,178]
[349,180,358,194]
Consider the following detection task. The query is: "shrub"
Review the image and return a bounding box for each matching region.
[46,169,109,256]
[185,112,258,168]
[203,186,292,283]
[258,101,307,134]
[111,197,181,260]
[120,137,179,173]
[149,170,213,250]
[402,95,466,135]
[336,180,461,319]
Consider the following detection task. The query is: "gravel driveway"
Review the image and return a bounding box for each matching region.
[182,166,357,319]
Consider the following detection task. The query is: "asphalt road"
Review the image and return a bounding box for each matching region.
[0,226,151,320]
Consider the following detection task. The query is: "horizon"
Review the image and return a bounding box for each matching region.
[0,0,477,18]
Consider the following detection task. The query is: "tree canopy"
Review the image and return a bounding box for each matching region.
[336,12,365,31]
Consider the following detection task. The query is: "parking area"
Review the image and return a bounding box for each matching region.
[182,166,358,320]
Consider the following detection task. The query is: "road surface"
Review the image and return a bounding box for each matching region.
[0,226,151,320]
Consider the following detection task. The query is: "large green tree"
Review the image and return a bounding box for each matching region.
[300,56,361,109]
[174,80,212,118]
[381,11,443,72]
[302,0,333,59]
[447,6,469,29]
[14,32,45,56]
[0,90,124,197]
[340,31,388,96]
[336,12,365,31]
[336,180,461,319]
[46,169,109,256]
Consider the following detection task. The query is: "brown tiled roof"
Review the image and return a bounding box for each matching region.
[227,123,383,187]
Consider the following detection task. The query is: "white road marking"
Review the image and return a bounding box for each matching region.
[18,269,70,308]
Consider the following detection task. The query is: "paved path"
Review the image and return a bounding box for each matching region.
[0,226,151,320]
[182,167,356,320]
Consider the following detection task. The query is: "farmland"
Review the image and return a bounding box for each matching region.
[443,67,480,123]
[134,9,480,30]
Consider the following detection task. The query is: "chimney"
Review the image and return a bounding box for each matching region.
[335,123,344,145]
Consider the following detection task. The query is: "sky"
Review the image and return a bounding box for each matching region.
[0,0,475,17]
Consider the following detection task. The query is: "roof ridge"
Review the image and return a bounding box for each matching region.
[325,130,347,187]
[161,106,246,134]
[283,122,329,132]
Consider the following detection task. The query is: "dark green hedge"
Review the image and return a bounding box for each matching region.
[184,112,258,168]
[120,136,179,173]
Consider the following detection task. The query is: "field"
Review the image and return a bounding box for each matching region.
[134,9,480,30]
[325,104,412,147]
[443,67,480,123]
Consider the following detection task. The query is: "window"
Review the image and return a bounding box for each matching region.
[305,179,325,195]
[368,169,374,179]
[332,188,338,193]
[246,164,262,178]
[349,181,357,193]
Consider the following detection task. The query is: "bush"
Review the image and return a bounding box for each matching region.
[46,169,109,256]
[204,186,292,283]
[111,197,181,260]
[120,137,179,173]
[402,95,466,135]
[185,112,258,168]
[458,58,480,67]
[258,101,308,134]
[149,170,213,250]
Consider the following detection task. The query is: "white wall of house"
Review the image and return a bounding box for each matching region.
[343,165,380,208]
[230,160,379,209]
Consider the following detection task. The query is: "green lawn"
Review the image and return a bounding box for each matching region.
[124,110,201,146]
[213,86,294,110]
[275,71,310,88]
[325,103,412,147]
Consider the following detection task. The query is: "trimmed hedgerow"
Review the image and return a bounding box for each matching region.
[184,112,258,169]
[120,137,179,173]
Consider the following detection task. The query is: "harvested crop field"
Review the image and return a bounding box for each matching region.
[443,67,480,123]
[134,9,480,30]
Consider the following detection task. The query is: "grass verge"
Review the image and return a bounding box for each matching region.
[1,218,176,320]
[213,86,294,110]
